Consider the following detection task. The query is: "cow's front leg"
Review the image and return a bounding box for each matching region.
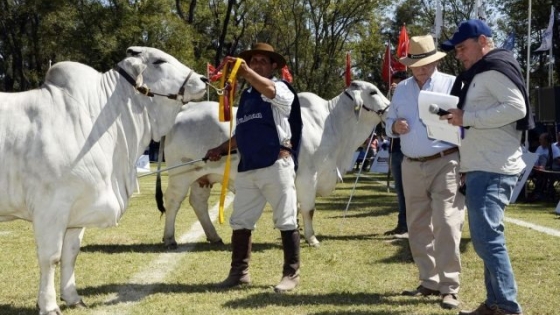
[60,227,86,308]
[33,217,64,315]
[190,182,223,244]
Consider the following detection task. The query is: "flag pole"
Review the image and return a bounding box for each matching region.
[549,7,554,87]
[525,0,531,100]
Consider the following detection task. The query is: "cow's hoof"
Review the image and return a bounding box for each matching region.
[68,299,87,308]
[307,236,320,247]
[39,307,62,315]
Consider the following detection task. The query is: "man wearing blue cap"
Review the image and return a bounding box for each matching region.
[441,19,532,315]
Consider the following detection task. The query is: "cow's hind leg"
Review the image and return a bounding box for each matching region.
[189,182,223,244]
[163,173,193,249]
[60,227,86,309]
[300,207,320,247]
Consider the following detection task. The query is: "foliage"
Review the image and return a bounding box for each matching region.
[0,0,557,97]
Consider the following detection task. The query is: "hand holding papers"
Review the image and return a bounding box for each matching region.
[418,90,461,146]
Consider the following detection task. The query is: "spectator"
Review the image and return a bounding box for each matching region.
[385,71,409,237]
[442,19,532,315]
[386,34,465,310]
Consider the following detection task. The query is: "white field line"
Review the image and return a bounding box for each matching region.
[0,231,11,236]
[369,179,560,237]
[504,216,560,237]
[91,193,234,315]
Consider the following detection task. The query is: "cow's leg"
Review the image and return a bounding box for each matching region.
[162,173,193,249]
[189,182,223,244]
[60,227,86,308]
[33,216,65,315]
[300,206,319,247]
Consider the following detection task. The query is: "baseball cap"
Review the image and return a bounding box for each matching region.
[441,19,492,51]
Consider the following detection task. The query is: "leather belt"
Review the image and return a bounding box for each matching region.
[406,147,458,162]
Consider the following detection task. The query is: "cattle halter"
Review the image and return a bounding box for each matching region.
[115,66,194,104]
[343,89,388,117]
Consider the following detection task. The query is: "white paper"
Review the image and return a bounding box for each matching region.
[418,90,462,146]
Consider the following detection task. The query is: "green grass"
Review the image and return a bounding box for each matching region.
[0,168,559,315]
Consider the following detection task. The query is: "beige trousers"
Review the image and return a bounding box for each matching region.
[402,151,465,294]
[231,156,298,231]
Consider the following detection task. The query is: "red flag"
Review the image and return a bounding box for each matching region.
[381,44,393,84]
[345,52,352,87]
[395,24,409,72]
[281,65,293,83]
[207,63,222,82]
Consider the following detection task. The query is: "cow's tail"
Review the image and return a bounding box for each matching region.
[155,136,166,214]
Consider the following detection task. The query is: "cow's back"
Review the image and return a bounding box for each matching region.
[166,102,237,170]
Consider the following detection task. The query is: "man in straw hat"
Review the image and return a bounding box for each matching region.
[385,34,465,309]
[206,43,302,293]
[441,19,528,315]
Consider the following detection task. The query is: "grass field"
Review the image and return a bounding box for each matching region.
[0,168,559,315]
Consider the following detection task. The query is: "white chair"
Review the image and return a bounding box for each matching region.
[135,155,150,193]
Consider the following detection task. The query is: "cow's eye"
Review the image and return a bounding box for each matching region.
[370,91,378,95]
[153,59,166,65]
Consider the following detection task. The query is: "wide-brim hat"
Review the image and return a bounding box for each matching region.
[399,35,447,68]
[238,43,286,68]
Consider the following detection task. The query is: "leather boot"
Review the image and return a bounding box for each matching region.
[274,229,300,293]
[216,229,252,288]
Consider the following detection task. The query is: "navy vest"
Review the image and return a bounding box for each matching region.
[235,81,302,172]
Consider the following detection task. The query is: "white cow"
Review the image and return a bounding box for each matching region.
[157,80,389,248]
[0,47,206,315]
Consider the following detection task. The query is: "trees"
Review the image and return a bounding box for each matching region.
[1,0,556,96]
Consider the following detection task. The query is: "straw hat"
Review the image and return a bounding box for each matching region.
[399,35,446,67]
[238,43,286,68]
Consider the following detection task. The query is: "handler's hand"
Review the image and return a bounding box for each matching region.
[205,146,224,162]
[445,108,464,126]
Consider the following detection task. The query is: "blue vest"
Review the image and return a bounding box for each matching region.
[236,88,282,172]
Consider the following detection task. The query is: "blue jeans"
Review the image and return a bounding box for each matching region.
[390,150,406,229]
[465,171,522,313]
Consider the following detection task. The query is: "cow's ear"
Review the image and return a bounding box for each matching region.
[126,47,142,57]
[121,57,147,87]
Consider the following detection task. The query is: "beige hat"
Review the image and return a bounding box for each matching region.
[238,43,286,68]
[399,35,446,67]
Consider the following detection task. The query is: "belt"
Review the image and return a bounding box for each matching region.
[406,147,458,162]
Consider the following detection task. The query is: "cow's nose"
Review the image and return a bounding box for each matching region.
[200,77,209,84]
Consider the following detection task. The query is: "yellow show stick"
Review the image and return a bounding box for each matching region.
[218,58,243,224]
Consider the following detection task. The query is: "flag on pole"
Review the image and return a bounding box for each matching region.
[281,65,293,83]
[395,25,409,72]
[345,52,352,87]
[434,0,443,40]
[382,44,393,84]
[535,6,555,52]
[501,32,516,50]
[476,0,486,20]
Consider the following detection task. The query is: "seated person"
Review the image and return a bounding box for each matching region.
[534,132,560,170]
[530,132,560,200]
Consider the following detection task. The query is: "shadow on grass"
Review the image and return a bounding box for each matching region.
[0,304,36,315]
[223,291,442,314]
[81,241,277,254]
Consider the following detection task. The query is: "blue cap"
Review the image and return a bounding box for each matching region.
[441,19,492,51]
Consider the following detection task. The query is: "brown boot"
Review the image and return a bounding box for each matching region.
[274,229,300,293]
[459,303,523,315]
[216,229,252,289]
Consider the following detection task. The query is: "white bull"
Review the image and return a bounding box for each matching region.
[158,80,389,248]
[0,47,206,315]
